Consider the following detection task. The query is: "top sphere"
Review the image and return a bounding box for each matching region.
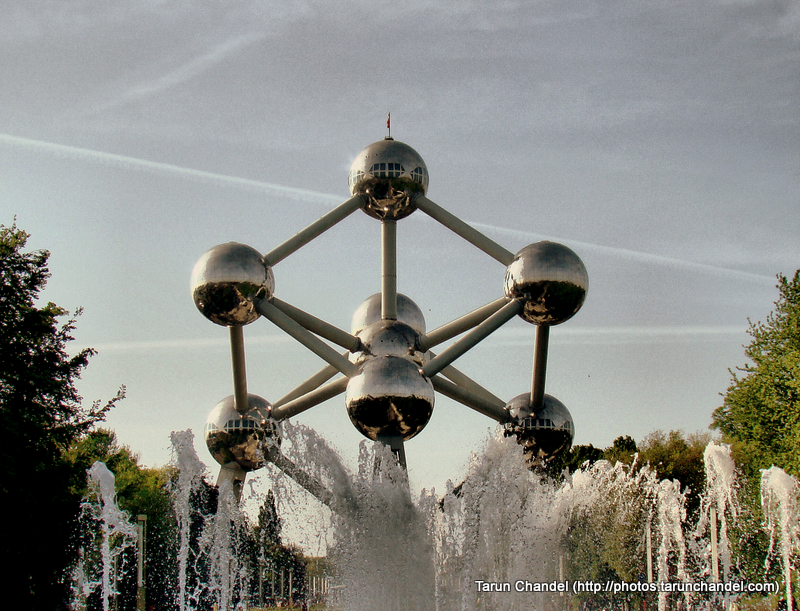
[504,241,588,325]
[348,138,429,220]
[191,242,275,326]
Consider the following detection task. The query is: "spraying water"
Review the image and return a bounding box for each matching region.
[72,430,793,610]
[762,466,799,609]
[72,461,138,611]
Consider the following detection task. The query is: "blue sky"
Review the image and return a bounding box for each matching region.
[1,0,798,497]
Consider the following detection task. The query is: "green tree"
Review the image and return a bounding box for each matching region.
[66,429,178,611]
[637,429,711,516]
[0,222,123,607]
[712,270,800,478]
[603,435,638,466]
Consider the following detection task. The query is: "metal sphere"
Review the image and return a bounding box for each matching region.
[351,293,426,337]
[350,319,426,366]
[204,393,279,472]
[348,138,429,220]
[190,242,275,326]
[345,355,434,442]
[504,393,574,467]
[504,241,588,325]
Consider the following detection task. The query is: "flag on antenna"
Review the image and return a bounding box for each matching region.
[387,112,391,138]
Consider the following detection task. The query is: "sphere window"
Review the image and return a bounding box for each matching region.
[349,170,365,190]
[411,166,428,185]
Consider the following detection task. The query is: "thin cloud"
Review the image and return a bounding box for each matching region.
[87,32,268,114]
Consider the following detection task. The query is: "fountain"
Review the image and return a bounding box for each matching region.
[762,466,799,610]
[72,461,139,611]
[72,428,797,610]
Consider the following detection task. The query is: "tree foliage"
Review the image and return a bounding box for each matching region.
[0,222,123,607]
[66,429,178,611]
[712,270,800,478]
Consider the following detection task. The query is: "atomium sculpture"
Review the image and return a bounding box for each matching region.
[190,137,588,502]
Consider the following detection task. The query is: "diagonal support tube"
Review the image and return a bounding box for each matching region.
[439,363,506,408]
[254,299,357,377]
[271,376,349,421]
[273,363,340,408]
[264,195,364,266]
[422,299,522,377]
[268,452,337,509]
[432,376,509,423]
[271,297,361,352]
[417,296,510,352]
[414,195,514,265]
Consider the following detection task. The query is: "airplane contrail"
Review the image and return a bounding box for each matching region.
[0,133,341,206]
[1,133,775,285]
[87,32,268,114]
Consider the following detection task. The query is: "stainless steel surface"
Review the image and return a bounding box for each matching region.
[504,241,588,325]
[439,363,506,408]
[422,299,522,377]
[381,219,398,320]
[255,298,358,377]
[345,355,434,441]
[375,432,407,471]
[269,452,336,509]
[417,296,510,352]
[190,139,589,477]
[273,363,339,408]
[350,320,426,366]
[348,138,428,220]
[271,297,361,352]
[264,195,363,266]
[271,376,349,421]
[414,195,514,265]
[191,242,274,326]
[351,292,426,336]
[530,324,550,411]
[504,392,574,467]
[216,465,247,503]
[229,325,249,415]
[205,393,278,472]
[431,375,508,422]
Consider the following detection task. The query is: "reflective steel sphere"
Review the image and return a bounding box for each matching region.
[350,319,426,366]
[345,355,434,441]
[205,394,279,471]
[191,242,275,326]
[504,241,588,325]
[504,393,574,467]
[348,138,429,220]
[351,293,426,337]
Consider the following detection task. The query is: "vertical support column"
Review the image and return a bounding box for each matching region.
[376,433,407,471]
[381,219,398,320]
[530,325,550,411]
[136,515,146,611]
[229,325,249,415]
